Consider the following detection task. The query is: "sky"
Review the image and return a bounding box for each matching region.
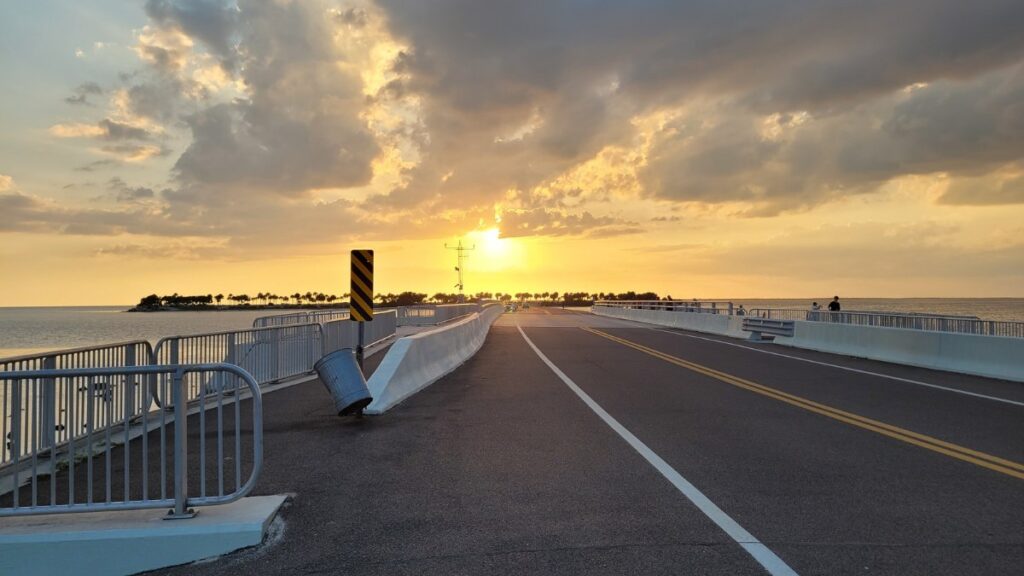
[1,0,1023,305]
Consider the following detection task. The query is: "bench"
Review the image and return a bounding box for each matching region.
[741,317,795,341]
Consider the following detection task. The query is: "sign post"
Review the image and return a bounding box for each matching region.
[349,249,374,369]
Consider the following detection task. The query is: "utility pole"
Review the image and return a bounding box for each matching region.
[444,239,475,302]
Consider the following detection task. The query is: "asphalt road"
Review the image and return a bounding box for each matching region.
[144,307,1021,575]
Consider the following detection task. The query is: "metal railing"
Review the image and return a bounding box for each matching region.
[253,309,350,328]
[594,300,735,315]
[1,342,155,461]
[397,304,482,326]
[1,363,262,517]
[748,309,1024,338]
[153,324,324,399]
[0,340,154,373]
[322,310,398,355]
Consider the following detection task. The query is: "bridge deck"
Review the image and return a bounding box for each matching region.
[152,307,1023,576]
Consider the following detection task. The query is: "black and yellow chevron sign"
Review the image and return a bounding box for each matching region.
[350,249,374,322]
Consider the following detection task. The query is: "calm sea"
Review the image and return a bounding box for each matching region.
[0,306,310,359]
[0,299,1022,359]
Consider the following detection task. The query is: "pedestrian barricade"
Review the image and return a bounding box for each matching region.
[0,363,262,518]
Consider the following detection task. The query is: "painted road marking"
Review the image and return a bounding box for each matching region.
[652,328,1024,408]
[517,324,799,576]
[582,327,1024,481]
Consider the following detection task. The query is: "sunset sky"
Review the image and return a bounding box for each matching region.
[2,0,1023,305]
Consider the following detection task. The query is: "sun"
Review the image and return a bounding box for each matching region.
[463,227,526,274]
[470,228,509,260]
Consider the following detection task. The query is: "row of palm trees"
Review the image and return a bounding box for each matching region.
[136,290,668,310]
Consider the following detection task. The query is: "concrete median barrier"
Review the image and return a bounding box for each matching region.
[364,304,504,414]
[592,305,1023,382]
[776,321,1024,382]
[592,306,747,338]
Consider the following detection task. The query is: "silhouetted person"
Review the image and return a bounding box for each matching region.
[828,296,841,311]
[736,304,746,316]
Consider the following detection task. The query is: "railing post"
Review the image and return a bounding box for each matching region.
[226,332,236,366]
[167,367,195,519]
[10,379,22,463]
[270,330,281,381]
[40,356,56,450]
[125,345,136,418]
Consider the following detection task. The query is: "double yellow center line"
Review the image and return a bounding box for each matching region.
[581,327,1024,481]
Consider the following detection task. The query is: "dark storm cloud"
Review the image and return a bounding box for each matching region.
[379,0,1024,113]
[64,82,103,105]
[107,177,157,203]
[161,0,378,194]
[940,173,1024,205]
[75,159,119,172]
[98,119,152,141]
[145,0,240,69]
[375,0,1024,211]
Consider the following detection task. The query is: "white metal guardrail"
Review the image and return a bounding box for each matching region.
[594,300,735,315]
[396,304,482,326]
[153,324,324,399]
[253,309,350,328]
[0,340,154,373]
[749,308,1024,338]
[322,309,398,354]
[1,342,155,458]
[1,363,263,518]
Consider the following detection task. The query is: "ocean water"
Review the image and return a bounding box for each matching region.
[0,306,312,359]
[0,299,1022,359]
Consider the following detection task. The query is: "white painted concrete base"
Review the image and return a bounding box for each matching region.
[0,494,287,576]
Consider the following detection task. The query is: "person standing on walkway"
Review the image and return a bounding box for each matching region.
[811,302,822,311]
[828,296,841,311]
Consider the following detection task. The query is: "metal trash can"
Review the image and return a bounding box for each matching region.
[313,348,372,416]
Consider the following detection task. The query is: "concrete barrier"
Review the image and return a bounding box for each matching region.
[591,306,1024,382]
[592,306,747,339]
[775,321,1024,382]
[364,304,504,414]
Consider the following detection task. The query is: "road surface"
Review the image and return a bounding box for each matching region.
[153,307,1023,575]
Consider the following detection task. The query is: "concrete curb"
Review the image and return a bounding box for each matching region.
[0,494,287,576]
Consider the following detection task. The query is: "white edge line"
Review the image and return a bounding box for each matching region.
[651,329,1024,408]
[516,323,799,576]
